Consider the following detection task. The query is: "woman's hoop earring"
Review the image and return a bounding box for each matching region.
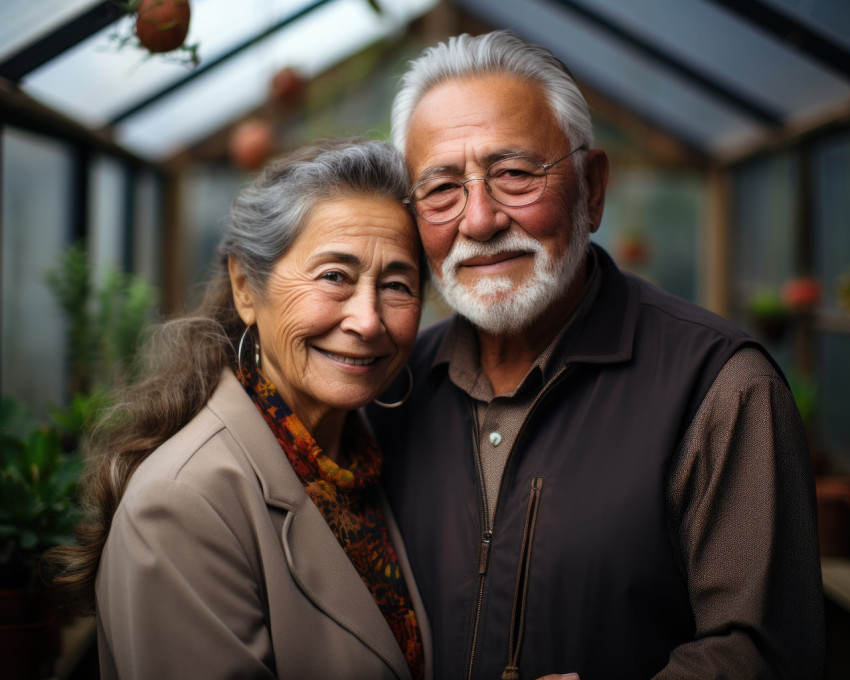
[373,365,413,409]
[237,325,261,375]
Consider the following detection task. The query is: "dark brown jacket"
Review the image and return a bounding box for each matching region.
[370,245,823,679]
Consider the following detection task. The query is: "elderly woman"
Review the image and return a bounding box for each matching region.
[47,139,430,679]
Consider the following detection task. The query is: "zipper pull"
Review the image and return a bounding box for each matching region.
[478,530,493,574]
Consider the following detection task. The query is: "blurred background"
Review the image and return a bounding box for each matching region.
[1,1,849,678]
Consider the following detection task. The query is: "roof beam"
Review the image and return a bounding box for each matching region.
[0,2,127,83]
[108,0,335,126]
[708,0,850,81]
[542,0,783,127]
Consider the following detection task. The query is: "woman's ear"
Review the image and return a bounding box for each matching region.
[228,256,257,326]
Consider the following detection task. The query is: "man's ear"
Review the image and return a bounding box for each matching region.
[228,255,257,326]
[583,148,609,235]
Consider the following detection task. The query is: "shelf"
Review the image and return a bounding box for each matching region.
[823,557,850,612]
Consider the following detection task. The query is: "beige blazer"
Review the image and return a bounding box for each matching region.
[96,369,432,680]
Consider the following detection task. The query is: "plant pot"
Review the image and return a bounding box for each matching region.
[816,477,850,557]
[0,588,61,679]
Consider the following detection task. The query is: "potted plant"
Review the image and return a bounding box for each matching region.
[0,397,85,679]
[780,276,822,314]
[746,288,791,343]
[0,244,156,677]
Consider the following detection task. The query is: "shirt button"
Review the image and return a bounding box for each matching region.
[489,431,503,447]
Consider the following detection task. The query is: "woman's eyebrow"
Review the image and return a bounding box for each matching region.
[311,252,417,273]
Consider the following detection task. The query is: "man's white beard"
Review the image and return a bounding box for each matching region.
[430,189,591,335]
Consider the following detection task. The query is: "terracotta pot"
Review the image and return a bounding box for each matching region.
[816,477,850,557]
[0,588,60,679]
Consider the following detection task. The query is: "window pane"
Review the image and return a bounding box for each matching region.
[2,127,71,416]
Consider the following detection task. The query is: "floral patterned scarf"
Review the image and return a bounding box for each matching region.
[237,364,424,679]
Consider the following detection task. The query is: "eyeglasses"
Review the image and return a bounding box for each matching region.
[404,146,587,224]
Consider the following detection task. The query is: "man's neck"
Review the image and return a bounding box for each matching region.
[477,261,589,396]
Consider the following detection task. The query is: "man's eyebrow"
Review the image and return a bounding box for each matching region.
[414,150,532,182]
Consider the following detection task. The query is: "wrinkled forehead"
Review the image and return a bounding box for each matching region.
[404,74,567,180]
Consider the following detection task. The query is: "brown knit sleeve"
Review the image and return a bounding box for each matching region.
[660,346,825,679]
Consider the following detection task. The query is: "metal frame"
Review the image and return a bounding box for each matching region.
[709,0,850,81]
[0,2,127,83]
[543,0,784,127]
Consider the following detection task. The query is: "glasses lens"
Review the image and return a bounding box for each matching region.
[412,177,465,222]
[487,157,547,206]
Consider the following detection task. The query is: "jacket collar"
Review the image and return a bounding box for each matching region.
[565,243,637,365]
[207,369,416,679]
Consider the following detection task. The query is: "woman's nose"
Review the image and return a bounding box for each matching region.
[340,288,384,339]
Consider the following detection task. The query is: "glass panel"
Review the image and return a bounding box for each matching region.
[177,165,245,307]
[21,0,439,160]
[1,127,71,417]
[596,163,701,302]
[811,130,850,469]
[818,333,850,470]
[765,0,850,49]
[566,0,850,120]
[731,150,797,302]
[813,130,850,312]
[0,0,100,62]
[89,154,126,284]
[133,169,163,285]
[457,0,766,156]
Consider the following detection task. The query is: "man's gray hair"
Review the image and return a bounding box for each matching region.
[221,138,409,293]
[391,30,594,155]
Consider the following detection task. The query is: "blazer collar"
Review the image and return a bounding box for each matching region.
[207,369,415,679]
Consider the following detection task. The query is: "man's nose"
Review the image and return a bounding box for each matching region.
[458,179,510,241]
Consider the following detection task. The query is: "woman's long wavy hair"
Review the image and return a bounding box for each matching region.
[44,138,410,615]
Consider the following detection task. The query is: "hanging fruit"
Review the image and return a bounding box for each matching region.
[135,0,192,54]
[229,120,274,171]
[269,67,306,110]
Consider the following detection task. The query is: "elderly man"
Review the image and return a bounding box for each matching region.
[368,30,824,680]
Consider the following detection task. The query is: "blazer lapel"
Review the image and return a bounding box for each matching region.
[208,369,411,680]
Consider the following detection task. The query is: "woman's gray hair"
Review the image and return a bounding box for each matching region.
[221,138,409,293]
[391,30,594,158]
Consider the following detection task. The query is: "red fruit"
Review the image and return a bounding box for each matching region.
[270,67,305,106]
[781,277,822,311]
[135,0,191,54]
[229,120,274,171]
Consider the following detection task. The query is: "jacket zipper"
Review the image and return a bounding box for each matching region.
[501,476,545,680]
[466,405,492,680]
[464,367,573,680]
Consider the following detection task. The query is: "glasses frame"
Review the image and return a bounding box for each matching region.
[405,146,588,224]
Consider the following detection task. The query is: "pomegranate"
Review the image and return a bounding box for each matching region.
[135,0,191,54]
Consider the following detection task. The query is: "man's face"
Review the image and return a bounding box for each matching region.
[404,74,599,334]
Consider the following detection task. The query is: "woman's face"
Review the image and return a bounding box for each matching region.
[231,194,421,431]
